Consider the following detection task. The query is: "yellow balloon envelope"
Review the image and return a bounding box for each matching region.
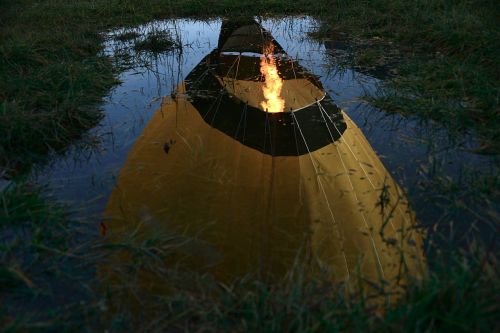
[103,19,424,296]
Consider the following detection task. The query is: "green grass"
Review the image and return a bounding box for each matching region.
[319,0,500,153]
[133,30,181,53]
[115,31,141,42]
[0,3,115,174]
[0,183,93,331]
[1,183,498,332]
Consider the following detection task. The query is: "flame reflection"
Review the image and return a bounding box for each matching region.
[260,43,285,113]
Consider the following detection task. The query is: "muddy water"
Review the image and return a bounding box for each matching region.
[32,16,494,257]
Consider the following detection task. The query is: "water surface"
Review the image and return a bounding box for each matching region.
[32,17,495,248]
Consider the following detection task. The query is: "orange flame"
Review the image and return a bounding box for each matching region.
[260,44,285,113]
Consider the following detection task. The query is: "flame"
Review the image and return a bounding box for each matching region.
[260,43,285,113]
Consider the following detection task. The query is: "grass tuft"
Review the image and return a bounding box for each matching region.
[133,30,181,53]
[115,31,141,42]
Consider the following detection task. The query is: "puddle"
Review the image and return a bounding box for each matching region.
[30,17,495,282]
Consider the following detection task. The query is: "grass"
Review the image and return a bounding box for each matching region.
[0,4,115,174]
[133,30,180,53]
[318,0,500,153]
[0,0,499,331]
[0,183,92,330]
[115,31,141,42]
[1,183,498,332]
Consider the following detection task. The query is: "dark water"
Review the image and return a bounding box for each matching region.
[29,17,496,239]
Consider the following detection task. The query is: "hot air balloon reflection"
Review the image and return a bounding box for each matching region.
[102,19,424,298]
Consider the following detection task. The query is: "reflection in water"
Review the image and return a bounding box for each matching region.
[103,19,424,294]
